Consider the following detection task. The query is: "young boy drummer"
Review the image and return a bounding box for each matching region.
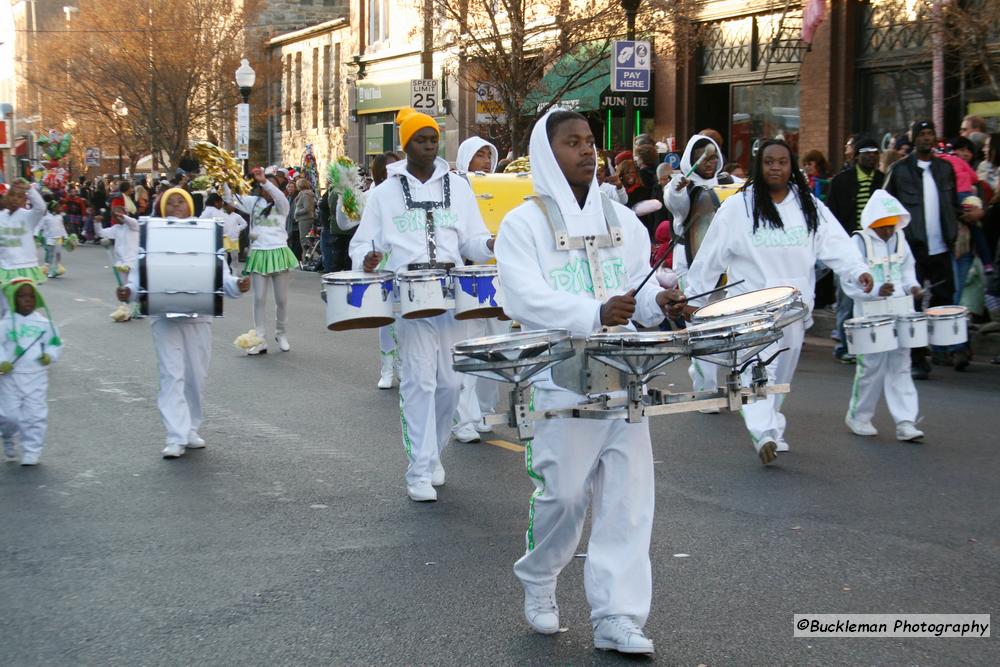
[494,108,675,655]
[116,188,251,458]
[350,109,495,503]
[842,190,924,441]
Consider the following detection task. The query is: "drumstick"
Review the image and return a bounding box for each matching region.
[670,279,745,304]
[11,333,45,365]
[106,246,123,287]
[634,237,680,293]
[683,144,717,179]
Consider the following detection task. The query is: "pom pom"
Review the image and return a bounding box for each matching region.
[233,329,265,351]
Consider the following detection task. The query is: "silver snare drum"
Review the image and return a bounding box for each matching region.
[452,329,574,384]
[686,311,780,356]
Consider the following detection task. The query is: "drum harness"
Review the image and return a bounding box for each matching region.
[853,229,910,317]
[398,175,455,273]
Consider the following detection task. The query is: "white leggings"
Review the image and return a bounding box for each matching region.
[251,271,290,340]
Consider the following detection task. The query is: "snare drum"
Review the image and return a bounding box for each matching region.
[452,329,574,384]
[844,316,897,355]
[321,271,395,331]
[585,331,688,380]
[138,217,223,317]
[927,306,968,346]
[397,269,450,319]
[692,286,805,329]
[895,312,928,348]
[687,311,780,356]
[451,265,503,320]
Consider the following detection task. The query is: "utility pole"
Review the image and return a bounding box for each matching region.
[621,0,642,142]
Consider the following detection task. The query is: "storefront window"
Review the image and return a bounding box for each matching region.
[730,83,800,171]
[863,69,931,142]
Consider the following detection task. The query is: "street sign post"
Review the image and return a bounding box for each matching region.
[611,40,652,93]
[475,82,506,124]
[410,79,438,113]
[85,147,101,167]
[235,103,249,160]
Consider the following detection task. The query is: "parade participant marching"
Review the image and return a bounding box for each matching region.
[842,190,925,442]
[669,139,874,464]
[99,201,141,322]
[664,134,738,406]
[495,109,677,655]
[200,192,246,272]
[0,278,63,465]
[452,135,502,444]
[224,168,297,354]
[41,202,68,279]
[0,180,48,288]
[350,108,495,502]
[115,188,250,458]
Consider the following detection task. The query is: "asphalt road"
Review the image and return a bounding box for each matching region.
[1,246,997,666]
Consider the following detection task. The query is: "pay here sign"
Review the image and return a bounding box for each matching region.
[611,40,651,93]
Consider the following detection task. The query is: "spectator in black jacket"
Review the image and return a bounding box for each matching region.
[885,120,965,377]
[827,136,885,362]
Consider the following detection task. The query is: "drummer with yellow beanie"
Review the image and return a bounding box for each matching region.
[349,107,495,502]
[842,189,924,442]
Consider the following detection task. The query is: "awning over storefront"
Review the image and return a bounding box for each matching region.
[522,49,611,114]
[599,86,654,115]
[357,81,413,115]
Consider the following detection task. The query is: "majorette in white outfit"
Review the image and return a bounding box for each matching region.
[663,134,729,399]
[201,200,247,271]
[0,279,63,465]
[841,190,923,441]
[683,145,871,462]
[0,182,47,287]
[452,136,504,443]
[349,109,494,502]
[494,108,670,654]
[119,189,248,458]
[224,174,297,354]
[40,210,68,278]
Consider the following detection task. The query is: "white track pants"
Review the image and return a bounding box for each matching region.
[688,356,719,393]
[846,347,918,424]
[514,386,654,626]
[454,318,505,428]
[378,324,397,357]
[396,314,464,486]
[740,320,805,449]
[251,271,290,340]
[151,319,211,446]
[0,372,49,457]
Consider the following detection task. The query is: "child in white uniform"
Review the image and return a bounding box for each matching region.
[495,109,674,655]
[452,136,503,444]
[350,109,494,502]
[842,190,924,442]
[201,193,247,272]
[0,180,47,286]
[41,203,68,278]
[0,278,63,465]
[117,188,250,458]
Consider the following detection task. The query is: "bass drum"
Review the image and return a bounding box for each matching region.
[685,186,722,265]
[138,217,223,318]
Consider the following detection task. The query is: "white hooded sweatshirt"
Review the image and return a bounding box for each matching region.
[494,108,664,343]
[41,213,67,242]
[842,189,919,305]
[223,181,290,250]
[0,186,46,270]
[684,185,869,313]
[456,137,499,174]
[349,157,493,272]
[665,133,726,238]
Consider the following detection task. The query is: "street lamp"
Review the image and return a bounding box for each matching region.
[112,97,128,177]
[234,58,255,175]
[620,0,642,142]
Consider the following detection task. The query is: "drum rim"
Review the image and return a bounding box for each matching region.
[586,330,688,346]
[398,269,448,281]
[845,315,896,329]
[896,312,927,322]
[686,311,776,337]
[322,270,394,284]
[926,306,968,317]
[454,328,571,355]
[692,286,799,320]
[450,265,498,276]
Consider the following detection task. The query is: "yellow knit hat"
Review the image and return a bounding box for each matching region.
[395,107,415,125]
[159,187,195,217]
[398,111,440,150]
[870,214,902,229]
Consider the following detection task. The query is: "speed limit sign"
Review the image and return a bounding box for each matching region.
[410,79,437,112]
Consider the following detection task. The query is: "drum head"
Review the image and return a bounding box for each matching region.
[323,270,393,285]
[845,315,895,329]
[454,307,505,321]
[402,308,447,320]
[399,269,447,282]
[693,286,798,320]
[328,315,396,331]
[451,264,498,277]
[926,306,967,317]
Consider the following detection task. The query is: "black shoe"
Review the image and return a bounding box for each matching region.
[912,357,931,380]
[931,350,954,367]
[953,349,971,371]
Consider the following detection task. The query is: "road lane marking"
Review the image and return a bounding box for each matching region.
[486,439,525,453]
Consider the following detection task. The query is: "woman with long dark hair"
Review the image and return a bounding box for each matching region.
[669,139,874,464]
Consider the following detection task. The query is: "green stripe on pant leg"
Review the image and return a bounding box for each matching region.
[847,354,866,420]
[399,392,413,459]
[523,388,544,551]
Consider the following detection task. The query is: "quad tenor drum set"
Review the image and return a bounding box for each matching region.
[842,297,969,356]
[451,286,809,442]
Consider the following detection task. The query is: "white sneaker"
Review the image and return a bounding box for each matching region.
[162,443,185,459]
[896,421,925,442]
[20,453,40,466]
[524,592,560,635]
[276,335,290,352]
[757,438,778,465]
[406,481,437,502]
[775,437,790,452]
[431,461,446,487]
[593,615,655,655]
[698,407,720,414]
[377,355,394,389]
[845,416,878,437]
[474,421,493,434]
[186,432,206,449]
[247,343,268,355]
[453,424,481,443]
